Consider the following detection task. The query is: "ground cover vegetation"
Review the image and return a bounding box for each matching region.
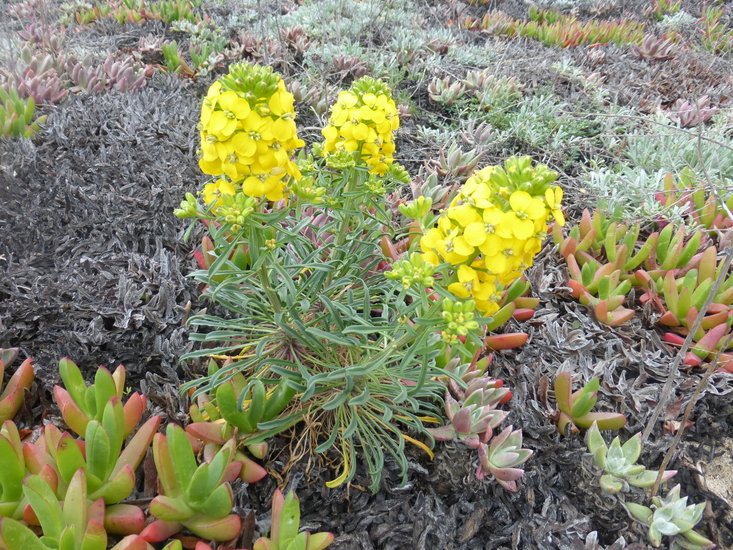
[0,0,732,548]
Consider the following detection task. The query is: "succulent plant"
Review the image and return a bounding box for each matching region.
[633,34,677,60]
[185,361,285,483]
[463,9,645,48]
[627,485,714,548]
[25,399,159,534]
[459,119,494,149]
[2,48,68,105]
[585,423,675,494]
[554,374,626,435]
[476,426,532,491]
[428,76,465,106]
[428,142,484,185]
[0,349,34,422]
[280,25,312,54]
[141,424,242,543]
[0,470,151,550]
[427,380,509,448]
[655,170,733,230]
[53,360,147,439]
[331,54,367,78]
[0,420,33,520]
[17,23,64,54]
[564,255,635,326]
[0,85,46,137]
[667,97,717,128]
[253,490,333,550]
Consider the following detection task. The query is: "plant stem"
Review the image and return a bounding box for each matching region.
[258,263,282,313]
[325,168,362,287]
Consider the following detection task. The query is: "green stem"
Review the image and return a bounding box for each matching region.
[258,263,282,313]
[325,168,362,287]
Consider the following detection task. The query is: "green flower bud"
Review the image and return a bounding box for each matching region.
[174,193,200,218]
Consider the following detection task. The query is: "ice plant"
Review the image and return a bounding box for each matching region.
[53,360,146,438]
[655,170,733,230]
[0,87,46,138]
[0,348,34,422]
[253,490,333,550]
[25,398,159,534]
[321,76,399,175]
[0,470,148,550]
[0,421,33,520]
[141,424,241,542]
[198,62,304,201]
[553,373,626,435]
[185,360,280,483]
[585,423,675,494]
[627,485,714,548]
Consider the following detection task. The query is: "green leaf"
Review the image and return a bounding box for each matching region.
[621,433,642,464]
[22,475,64,539]
[627,502,653,524]
[166,425,198,492]
[569,377,599,418]
[217,382,254,433]
[59,359,89,414]
[56,434,87,485]
[62,470,87,540]
[196,483,233,517]
[274,491,300,546]
[85,422,112,491]
[94,369,118,419]
[0,435,25,502]
[0,518,49,550]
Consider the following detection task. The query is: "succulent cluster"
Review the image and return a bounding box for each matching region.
[584,424,712,549]
[428,70,523,113]
[666,96,717,128]
[0,85,46,138]
[419,156,563,314]
[633,34,677,60]
[198,62,304,202]
[427,353,531,491]
[555,208,733,372]
[655,169,732,230]
[321,77,399,176]
[2,44,150,107]
[0,349,332,548]
[553,373,626,435]
[627,485,714,549]
[700,5,733,54]
[585,423,675,494]
[462,8,645,48]
[64,0,201,26]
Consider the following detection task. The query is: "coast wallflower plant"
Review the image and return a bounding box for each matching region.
[321,77,399,175]
[198,62,304,202]
[177,68,535,495]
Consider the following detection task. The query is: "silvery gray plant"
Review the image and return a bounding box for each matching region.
[626,485,715,549]
[585,422,676,494]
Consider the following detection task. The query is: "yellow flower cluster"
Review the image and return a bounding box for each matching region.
[420,156,564,314]
[198,63,304,202]
[321,77,399,176]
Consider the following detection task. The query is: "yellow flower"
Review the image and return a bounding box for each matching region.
[203,178,237,209]
[506,191,547,239]
[198,62,303,201]
[321,77,399,175]
[545,186,565,226]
